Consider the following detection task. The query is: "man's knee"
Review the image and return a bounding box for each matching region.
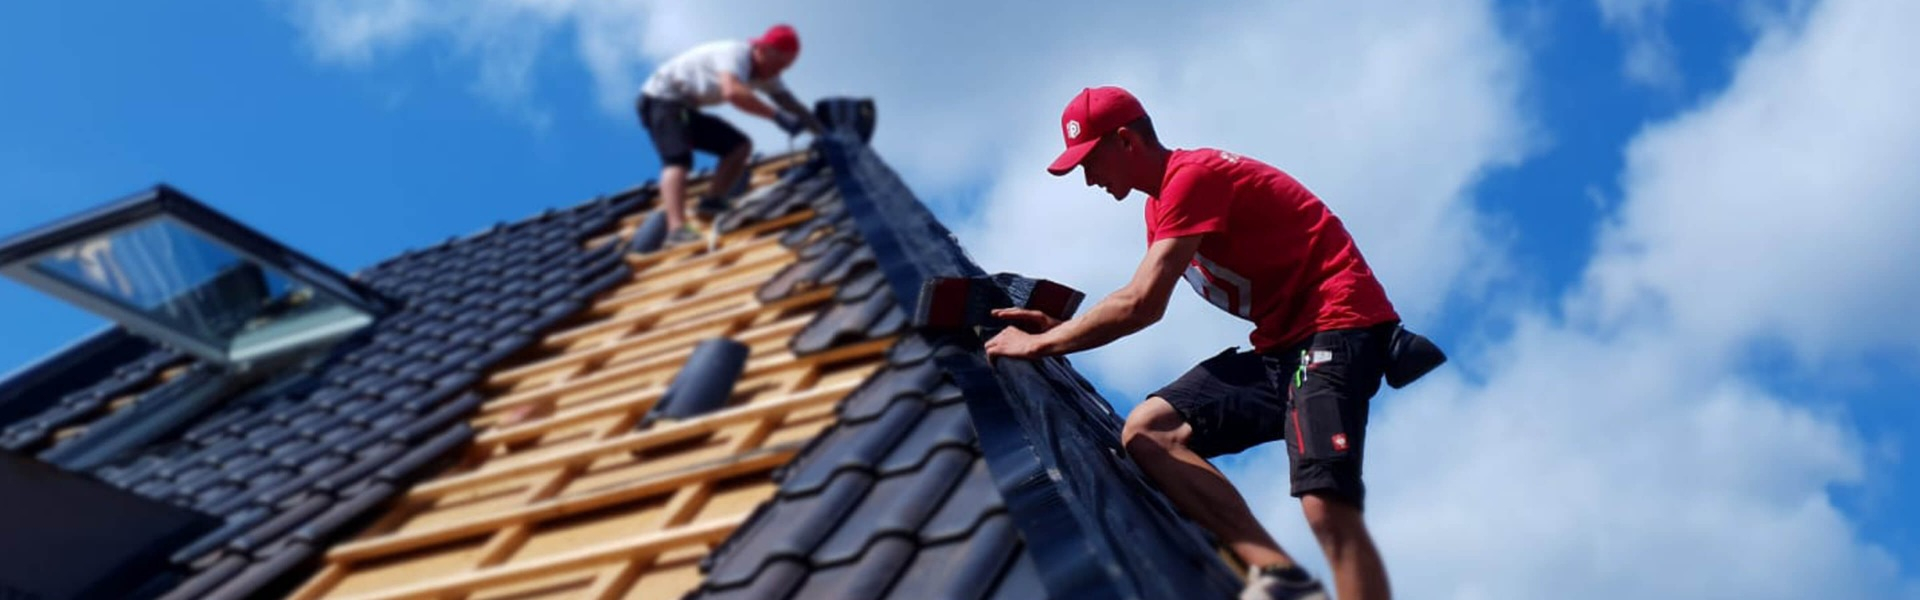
[1300,492,1367,541]
[1122,397,1191,456]
[725,139,753,161]
[661,153,694,170]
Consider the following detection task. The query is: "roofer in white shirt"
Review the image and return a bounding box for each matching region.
[637,24,824,245]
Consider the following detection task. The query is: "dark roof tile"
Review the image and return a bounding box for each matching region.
[779,399,925,495]
[226,493,332,556]
[706,470,875,588]
[792,536,915,599]
[836,360,945,423]
[919,460,1002,543]
[813,446,971,565]
[877,402,974,474]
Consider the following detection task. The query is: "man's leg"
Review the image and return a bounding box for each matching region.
[660,164,690,230]
[638,96,696,231]
[707,139,753,203]
[1301,493,1390,600]
[1272,324,1398,600]
[685,111,753,218]
[1122,397,1297,569]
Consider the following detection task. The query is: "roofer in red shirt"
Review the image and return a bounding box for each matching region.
[637,24,824,245]
[986,86,1442,600]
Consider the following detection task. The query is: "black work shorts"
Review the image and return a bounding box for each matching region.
[637,95,748,169]
[1151,321,1395,509]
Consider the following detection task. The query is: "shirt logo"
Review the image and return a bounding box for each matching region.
[1181,253,1254,319]
[1332,433,1349,452]
[1066,120,1082,139]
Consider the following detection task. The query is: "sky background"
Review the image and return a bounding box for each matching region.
[3,1,1918,597]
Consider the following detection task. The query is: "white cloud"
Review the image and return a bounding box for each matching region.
[1239,0,1920,596]
[277,0,1918,597]
[1596,0,1683,89]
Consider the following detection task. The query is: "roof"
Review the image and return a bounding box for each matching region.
[0,98,1243,599]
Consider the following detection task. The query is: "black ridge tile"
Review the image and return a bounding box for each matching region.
[781,400,926,495]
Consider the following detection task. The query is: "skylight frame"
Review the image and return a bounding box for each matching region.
[0,185,393,369]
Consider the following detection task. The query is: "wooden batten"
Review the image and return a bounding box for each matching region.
[296,152,885,599]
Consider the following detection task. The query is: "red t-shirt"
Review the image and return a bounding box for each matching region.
[1146,148,1398,352]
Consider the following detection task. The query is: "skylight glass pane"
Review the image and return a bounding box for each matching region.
[23,217,360,362]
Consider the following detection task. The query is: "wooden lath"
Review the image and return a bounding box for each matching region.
[298,156,885,600]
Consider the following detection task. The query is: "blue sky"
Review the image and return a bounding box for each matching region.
[3,1,1916,597]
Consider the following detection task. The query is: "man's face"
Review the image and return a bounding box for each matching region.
[753,47,796,77]
[1078,132,1131,201]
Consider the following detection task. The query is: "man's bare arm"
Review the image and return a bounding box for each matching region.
[768,89,827,135]
[719,72,779,119]
[1008,235,1201,356]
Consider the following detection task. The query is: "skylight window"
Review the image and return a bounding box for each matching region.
[0,185,391,371]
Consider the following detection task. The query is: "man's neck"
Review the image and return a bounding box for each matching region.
[1137,146,1174,197]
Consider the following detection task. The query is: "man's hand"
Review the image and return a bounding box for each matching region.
[992,308,1063,333]
[984,326,1053,360]
[773,110,807,136]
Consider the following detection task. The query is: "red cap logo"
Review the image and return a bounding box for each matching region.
[1048,86,1147,176]
[754,24,800,56]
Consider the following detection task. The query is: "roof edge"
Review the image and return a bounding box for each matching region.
[814,109,1240,599]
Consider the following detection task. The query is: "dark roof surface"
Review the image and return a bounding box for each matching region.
[687,109,1241,599]
[691,169,1040,596]
[0,98,1242,599]
[0,190,643,599]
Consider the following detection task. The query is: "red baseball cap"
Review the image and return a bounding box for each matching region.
[754,24,800,56]
[1047,86,1147,176]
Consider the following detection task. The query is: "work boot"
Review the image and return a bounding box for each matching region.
[666,224,704,247]
[1240,564,1329,600]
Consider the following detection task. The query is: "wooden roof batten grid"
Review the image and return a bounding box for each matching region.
[294,153,887,600]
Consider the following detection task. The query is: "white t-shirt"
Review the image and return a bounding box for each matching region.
[640,40,788,106]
